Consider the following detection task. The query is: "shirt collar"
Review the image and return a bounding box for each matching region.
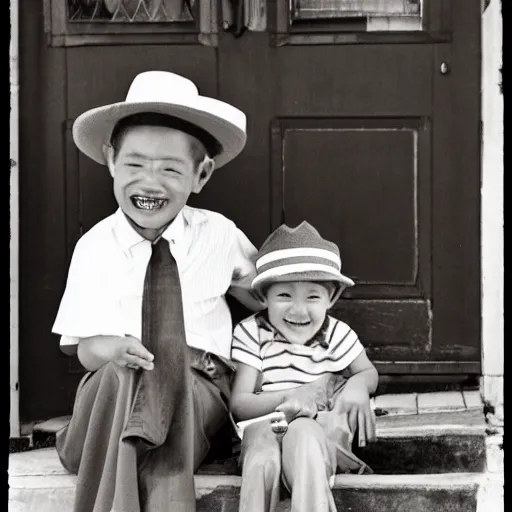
[113,206,206,255]
[255,310,330,348]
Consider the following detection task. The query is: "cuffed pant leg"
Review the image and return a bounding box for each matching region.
[281,418,337,512]
[239,421,282,512]
[56,362,140,512]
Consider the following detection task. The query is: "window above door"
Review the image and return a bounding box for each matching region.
[67,0,194,22]
[272,0,451,46]
[44,0,219,46]
[292,0,423,31]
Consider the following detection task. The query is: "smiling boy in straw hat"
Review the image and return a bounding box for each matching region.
[230,221,379,512]
[52,70,265,512]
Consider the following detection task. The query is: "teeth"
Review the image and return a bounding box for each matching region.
[132,196,166,210]
[285,320,311,327]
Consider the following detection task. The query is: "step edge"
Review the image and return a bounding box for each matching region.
[331,472,484,489]
[376,425,486,437]
[10,472,485,492]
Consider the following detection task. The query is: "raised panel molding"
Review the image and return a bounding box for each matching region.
[271,117,432,300]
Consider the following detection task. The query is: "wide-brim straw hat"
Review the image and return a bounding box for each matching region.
[72,71,247,169]
[252,221,355,301]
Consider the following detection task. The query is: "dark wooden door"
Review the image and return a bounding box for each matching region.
[19,0,481,420]
[197,1,482,377]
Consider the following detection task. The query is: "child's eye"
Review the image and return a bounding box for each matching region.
[308,295,321,300]
[164,168,181,175]
[126,163,143,168]
[277,293,291,298]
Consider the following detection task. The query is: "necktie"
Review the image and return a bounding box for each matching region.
[123,237,194,454]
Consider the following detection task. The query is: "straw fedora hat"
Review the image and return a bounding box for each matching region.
[72,70,247,169]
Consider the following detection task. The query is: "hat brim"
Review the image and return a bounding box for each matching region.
[72,99,247,169]
[252,270,355,292]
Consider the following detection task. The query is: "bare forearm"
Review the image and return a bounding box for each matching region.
[346,368,379,396]
[230,389,291,421]
[77,336,113,371]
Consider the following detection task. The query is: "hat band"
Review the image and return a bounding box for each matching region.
[110,112,223,158]
[252,263,342,288]
[256,248,341,270]
[257,255,339,275]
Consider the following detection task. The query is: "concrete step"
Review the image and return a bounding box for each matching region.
[196,409,487,476]
[9,409,491,512]
[8,448,483,512]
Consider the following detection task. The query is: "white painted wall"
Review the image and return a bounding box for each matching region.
[481,0,503,408]
[10,0,20,438]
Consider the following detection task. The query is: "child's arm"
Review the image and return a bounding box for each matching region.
[331,351,379,447]
[229,362,292,421]
[344,350,379,396]
[77,335,155,372]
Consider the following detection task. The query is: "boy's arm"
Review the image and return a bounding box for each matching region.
[330,351,379,446]
[229,362,292,421]
[342,350,379,396]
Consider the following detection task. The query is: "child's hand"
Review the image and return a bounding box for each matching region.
[275,393,318,424]
[331,378,375,447]
[275,375,332,422]
[111,335,155,371]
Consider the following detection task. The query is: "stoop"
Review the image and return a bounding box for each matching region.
[9,392,501,512]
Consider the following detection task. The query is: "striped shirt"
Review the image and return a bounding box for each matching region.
[231,311,365,391]
[53,206,257,359]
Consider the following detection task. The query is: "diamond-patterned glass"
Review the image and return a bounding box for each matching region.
[67,0,195,22]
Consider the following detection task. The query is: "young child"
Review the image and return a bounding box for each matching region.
[230,221,379,512]
[52,70,263,512]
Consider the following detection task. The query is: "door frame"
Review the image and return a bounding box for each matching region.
[10,0,20,438]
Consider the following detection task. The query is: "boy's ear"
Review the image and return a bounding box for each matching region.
[255,289,267,307]
[103,144,116,178]
[192,156,215,194]
[329,284,346,307]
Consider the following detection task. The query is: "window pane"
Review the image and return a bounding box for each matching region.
[292,0,423,31]
[67,0,195,22]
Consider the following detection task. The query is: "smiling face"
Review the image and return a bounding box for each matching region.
[108,124,213,240]
[264,281,334,345]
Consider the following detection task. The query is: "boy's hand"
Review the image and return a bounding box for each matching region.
[331,378,376,447]
[112,335,154,371]
[275,393,318,423]
[275,374,333,422]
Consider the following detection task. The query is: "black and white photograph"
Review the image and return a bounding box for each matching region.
[9,1,503,511]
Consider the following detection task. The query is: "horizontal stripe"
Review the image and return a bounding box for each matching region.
[233,332,259,352]
[231,347,262,370]
[257,248,341,270]
[263,378,320,388]
[257,256,339,275]
[263,364,334,376]
[252,263,343,288]
[263,347,322,361]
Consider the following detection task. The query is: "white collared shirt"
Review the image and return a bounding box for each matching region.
[53,206,258,359]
